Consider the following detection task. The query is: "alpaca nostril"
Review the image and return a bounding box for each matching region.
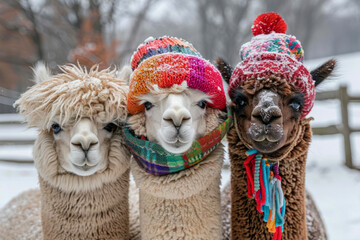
[72,142,82,148]
[71,141,98,151]
[174,125,181,133]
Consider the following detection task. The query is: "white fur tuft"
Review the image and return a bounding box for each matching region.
[32,62,52,84]
[116,65,132,85]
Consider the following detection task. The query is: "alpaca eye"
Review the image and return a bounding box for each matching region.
[51,123,62,134]
[289,102,301,111]
[197,100,207,109]
[238,100,246,106]
[103,123,117,132]
[232,90,248,109]
[144,101,153,110]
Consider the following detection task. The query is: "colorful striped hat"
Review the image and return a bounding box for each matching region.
[127,36,226,115]
[229,12,314,119]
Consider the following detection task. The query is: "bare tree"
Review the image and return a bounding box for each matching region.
[196,0,252,64]
[117,0,159,63]
[0,0,46,63]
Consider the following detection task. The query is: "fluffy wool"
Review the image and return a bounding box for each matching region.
[39,170,130,239]
[15,64,128,130]
[0,189,42,240]
[0,183,141,240]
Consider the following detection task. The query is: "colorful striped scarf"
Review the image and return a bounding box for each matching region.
[124,110,232,175]
[245,149,286,240]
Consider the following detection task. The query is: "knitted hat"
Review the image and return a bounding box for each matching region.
[127,36,226,115]
[229,12,314,119]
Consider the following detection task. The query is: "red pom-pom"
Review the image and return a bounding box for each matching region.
[251,12,287,36]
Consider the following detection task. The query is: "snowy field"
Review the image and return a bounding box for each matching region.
[1,52,360,239]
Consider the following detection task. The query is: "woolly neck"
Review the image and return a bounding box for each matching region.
[39,172,130,239]
[124,109,232,175]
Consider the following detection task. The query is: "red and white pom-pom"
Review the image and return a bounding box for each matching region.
[251,12,287,36]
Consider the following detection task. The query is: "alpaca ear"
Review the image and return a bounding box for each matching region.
[32,62,52,84]
[310,59,336,87]
[216,58,233,84]
[117,65,132,85]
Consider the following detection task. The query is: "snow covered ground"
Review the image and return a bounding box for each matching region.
[1,52,360,239]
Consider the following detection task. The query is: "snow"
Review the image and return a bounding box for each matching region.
[1,52,360,239]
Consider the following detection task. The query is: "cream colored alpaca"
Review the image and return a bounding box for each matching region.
[0,64,135,240]
[128,82,226,240]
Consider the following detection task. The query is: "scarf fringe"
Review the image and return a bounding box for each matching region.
[245,149,286,240]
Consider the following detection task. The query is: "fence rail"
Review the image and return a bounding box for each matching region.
[312,85,360,170]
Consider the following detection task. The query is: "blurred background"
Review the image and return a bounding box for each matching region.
[0,0,359,239]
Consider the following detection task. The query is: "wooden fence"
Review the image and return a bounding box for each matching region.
[312,85,360,170]
[0,86,20,113]
[0,85,359,169]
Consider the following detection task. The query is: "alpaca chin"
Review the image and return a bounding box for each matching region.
[158,129,195,153]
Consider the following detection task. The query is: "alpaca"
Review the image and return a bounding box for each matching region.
[0,63,133,240]
[219,13,336,240]
[125,36,230,239]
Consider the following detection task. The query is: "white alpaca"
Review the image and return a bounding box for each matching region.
[127,82,227,239]
[0,64,138,239]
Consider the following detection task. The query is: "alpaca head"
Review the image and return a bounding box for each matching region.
[219,12,338,156]
[127,36,227,154]
[129,82,223,153]
[15,63,131,191]
[218,58,336,154]
[51,117,117,176]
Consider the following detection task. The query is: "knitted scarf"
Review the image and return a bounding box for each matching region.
[124,110,232,175]
[245,149,286,240]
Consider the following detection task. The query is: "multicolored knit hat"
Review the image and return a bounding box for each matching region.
[127,36,226,115]
[229,12,314,119]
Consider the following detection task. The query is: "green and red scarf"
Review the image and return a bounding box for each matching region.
[124,110,232,175]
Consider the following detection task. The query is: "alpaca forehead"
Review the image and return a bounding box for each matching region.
[139,88,211,105]
[72,118,99,131]
[254,89,280,105]
[52,116,107,128]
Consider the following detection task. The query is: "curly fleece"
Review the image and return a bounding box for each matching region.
[228,119,312,240]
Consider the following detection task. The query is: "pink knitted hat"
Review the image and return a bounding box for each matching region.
[127,36,226,115]
[229,12,314,119]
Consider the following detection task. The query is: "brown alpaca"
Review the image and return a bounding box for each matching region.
[218,58,336,240]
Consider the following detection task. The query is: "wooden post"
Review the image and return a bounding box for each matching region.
[339,85,353,168]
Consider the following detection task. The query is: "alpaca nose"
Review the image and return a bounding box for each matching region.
[71,137,98,152]
[255,107,282,124]
[163,108,191,131]
[71,119,99,151]
[252,101,282,124]
[251,90,283,124]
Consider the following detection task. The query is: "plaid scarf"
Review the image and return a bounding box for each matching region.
[124,110,232,175]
